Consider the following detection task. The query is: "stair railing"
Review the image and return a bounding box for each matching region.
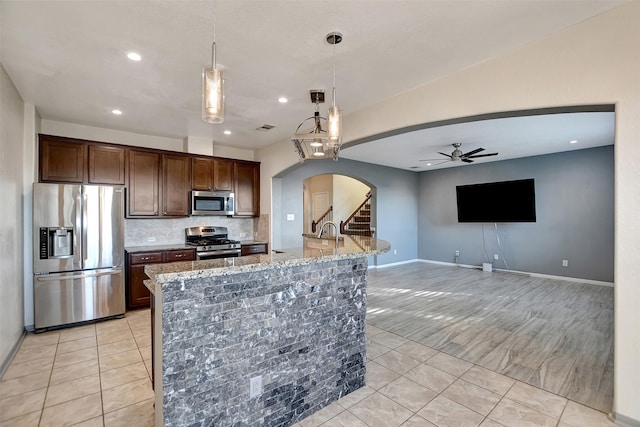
[311,206,333,234]
[340,191,372,235]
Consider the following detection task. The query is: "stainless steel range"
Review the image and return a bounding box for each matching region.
[185,226,241,260]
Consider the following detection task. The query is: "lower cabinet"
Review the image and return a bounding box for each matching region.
[241,242,268,256]
[125,248,195,310]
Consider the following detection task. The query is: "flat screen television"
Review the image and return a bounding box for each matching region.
[456,178,536,222]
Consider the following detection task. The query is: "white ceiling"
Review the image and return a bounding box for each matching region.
[0,0,623,167]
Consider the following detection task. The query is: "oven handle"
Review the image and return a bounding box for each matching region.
[197,249,241,258]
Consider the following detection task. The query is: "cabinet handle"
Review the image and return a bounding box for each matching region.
[176,254,184,258]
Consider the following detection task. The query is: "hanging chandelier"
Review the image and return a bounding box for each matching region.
[202,0,224,124]
[292,32,343,162]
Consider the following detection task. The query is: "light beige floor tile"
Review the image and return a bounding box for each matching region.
[1,356,54,380]
[96,318,130,334]
[50,359,99,386]
[143,358,153,380]
[103,398,154,427]
[369,331,409,349]
[426,352,474,377]
[102,377,154,414]
[559,401,617,427]
[101,361,150,391]
[379,376,437,412]
[401,415,438,426]
[0,371,50,399]
[366,324,385,337]
[506,381,567,419]
[366,339,392,360]
[56,336,96,355]
[96,329,134,346]
[365,361,401,390]
[405,363,457,393]
[417,395,484,427]
[99,349,143,371]
[12,344,57,364]
[58,325,96,343]
[479,419,505,427]
[138,345,152,361]
[40,392,102,427]
[54,346,98,368]
[0,388,46,422]
[461,365,516,396]
[349,392,413,427]
[488,398,557,427]
[98,338,138,357]
[336,386,375,409]
[44,374,101,407]
[374,349,421,374]
[72,415,104,426]
[133,334,151,348]
[395,341,439,362]
[442,379,502,416]
[298,402,344,427]
[320,410,368,427]
[0,409,41,426]
[20,332,60,349]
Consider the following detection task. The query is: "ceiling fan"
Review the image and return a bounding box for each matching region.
[421,143,498,164]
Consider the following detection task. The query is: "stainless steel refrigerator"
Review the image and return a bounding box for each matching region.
[33,183,125,330]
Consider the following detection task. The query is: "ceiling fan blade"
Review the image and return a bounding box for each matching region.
[437,152,453,159]
[461,159,474,163]
[466,153,498,158]
[462,148,484,157]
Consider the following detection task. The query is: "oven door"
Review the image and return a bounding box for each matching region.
[196,249,241,260]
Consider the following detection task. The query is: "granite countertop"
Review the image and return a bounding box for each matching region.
[125,244,193,253]
[145,236,390,283]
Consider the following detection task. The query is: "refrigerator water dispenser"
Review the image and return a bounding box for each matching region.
[39,227,74,259]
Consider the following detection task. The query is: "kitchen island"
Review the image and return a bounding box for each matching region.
[145,236,390,427]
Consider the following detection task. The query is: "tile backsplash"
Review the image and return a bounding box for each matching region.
[124,216,254,246]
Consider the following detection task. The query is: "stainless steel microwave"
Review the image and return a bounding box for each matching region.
[191,191,234,216]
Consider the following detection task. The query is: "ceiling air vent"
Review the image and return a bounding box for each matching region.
[256,124,275,132]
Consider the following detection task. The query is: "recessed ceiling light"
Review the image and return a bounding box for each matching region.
[224,130,231,135]
[278,97,288,103]
[112,109,123,115]
[570,140,578,144]
[426,163,432,166]
[127,52,142,62]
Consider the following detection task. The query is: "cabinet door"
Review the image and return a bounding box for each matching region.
[163,249,195,262]
[88,145,125,184]
[192,157,213,191]
[127,149,160,217]
[234,161,260,217]
[213,158,233,191]
[162,154,191,216]
[241,243,268,256]
[39,137,86,183]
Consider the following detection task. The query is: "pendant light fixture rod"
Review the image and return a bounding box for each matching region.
[211,0,216,68]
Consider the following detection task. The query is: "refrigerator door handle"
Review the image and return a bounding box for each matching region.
[82,190,88,266]
[35,269,122,282]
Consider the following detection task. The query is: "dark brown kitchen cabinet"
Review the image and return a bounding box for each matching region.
[88,145,125,184]
[127,149,160,217]
[126,249,195,310]
[241,242,268,256]
[234,161,260,217]
[162,154,191,216]
[39,136,86,183]
[191,157,233,192]
[213,158,233,191]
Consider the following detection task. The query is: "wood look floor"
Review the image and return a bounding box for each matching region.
[366,262,614,413]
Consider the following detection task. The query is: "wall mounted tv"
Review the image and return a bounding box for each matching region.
[456,178,536,223]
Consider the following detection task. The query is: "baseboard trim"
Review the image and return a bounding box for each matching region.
[0,329,27,380]
[413,259,614,287]
[370,259,420,269]
[609,411,640,427]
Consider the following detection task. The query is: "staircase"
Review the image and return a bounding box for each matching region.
[340,192,373,237]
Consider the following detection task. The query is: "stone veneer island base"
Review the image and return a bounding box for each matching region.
[145,237,390,427]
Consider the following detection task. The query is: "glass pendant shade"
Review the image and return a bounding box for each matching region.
[202,66,224,124]
[327,105,342,146]
[312,146,325,156]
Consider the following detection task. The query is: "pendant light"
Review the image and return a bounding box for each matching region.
[326,32,342,146]
[202,0,224,124]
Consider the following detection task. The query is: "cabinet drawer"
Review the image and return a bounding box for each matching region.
[130,252,163,265]
[241,243,268,256]
[164,249,195,262]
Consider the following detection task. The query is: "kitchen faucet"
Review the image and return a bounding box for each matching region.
[317,221,339,247]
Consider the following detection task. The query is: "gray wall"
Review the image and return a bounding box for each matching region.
[274,158,418,265]
[418,146,614,282]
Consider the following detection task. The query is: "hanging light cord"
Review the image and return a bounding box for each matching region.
[211,0,216,68]
[332,36,337,107]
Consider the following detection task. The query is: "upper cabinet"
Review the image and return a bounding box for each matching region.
[234,161,260,217]
[88,145,125,185]
[162,153,191,216]
[127,149,160,217]
[39,135,86,183]
[191,157,233,192]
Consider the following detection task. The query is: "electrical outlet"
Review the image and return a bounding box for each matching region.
[250,375,262,398]
[455,250,460,256]
[239,232,247,238]
[146,237,156,243]
[286,214,295,221]
[494,254,499,260]
[562,259,569,267]
[394,249,397,255]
